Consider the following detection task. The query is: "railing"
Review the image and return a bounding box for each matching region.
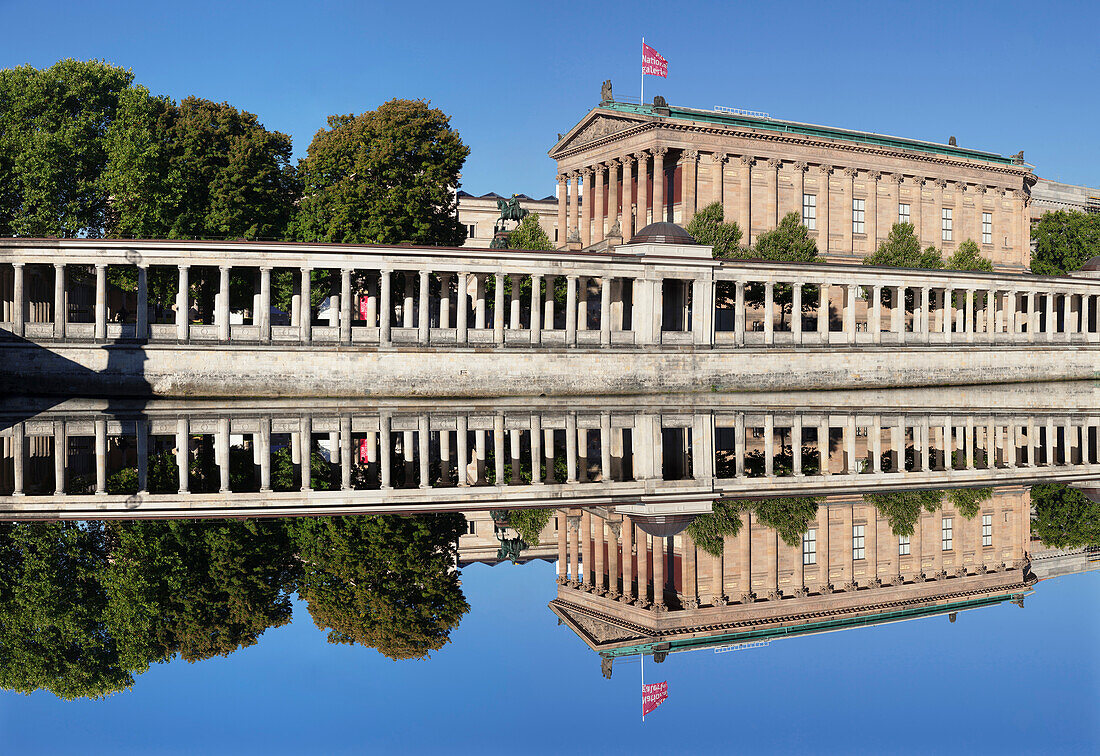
[1,238,1098,349]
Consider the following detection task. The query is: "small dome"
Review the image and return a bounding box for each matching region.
[1073,484,1100,504]
[1080,255,1100,272]
[632,514,697,538]
[629,222,698,245]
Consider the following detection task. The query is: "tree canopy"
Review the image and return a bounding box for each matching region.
[863,490,944,536]
[290,99,469,245]
[751,211,819,263]
[1030,210,1100,275]
[687,496,820,556]
[686,202,743,258]
[507,212,553,251]
[863,223,945,269]
[1030,483,1100,549]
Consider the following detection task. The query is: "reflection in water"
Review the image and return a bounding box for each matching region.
[0,387,1097,700]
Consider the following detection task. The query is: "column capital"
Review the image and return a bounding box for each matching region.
[842,166,859,178]
[934,178,948,189]
[652,146,668,157]
[817,163,833,175]
[889,173,904,185]
[714,151,731,165]
[956,183,969,193]
[605,157,620,168]
[566,273,578,281]
[300,265,312,273]
[681,149,699,162]
[764,157,780,170]
[792,161,808,173]
[633,150,649,162]
[557,174,568,184]
[220,264,231,272]
[911,175,927,186]
[12,261,25,269]
[53,261,65,270]
[867,170,881,182]
[739,154,754,166]
[94,262,106,270]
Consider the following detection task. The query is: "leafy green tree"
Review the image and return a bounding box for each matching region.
[687,500,745,557]
[1030,210,1100,275]
[291,99,468,245]
[751,211,819,263]
[0,59,134,237]
[1030,483,1100,549]
[752,497,820,547]
[102,519,298,666]
[863,223,944,269]
[945,487,992,519]
[507,212,553,251]
[505,508,554,545]
[0,521,136,700]
[686,202,743,258]
[864,490,944,536]
[291,514,469,660]
[945,239,994,272]
[103,94,298,240]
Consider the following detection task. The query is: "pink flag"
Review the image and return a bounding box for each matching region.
[642,680,668,718]
[642,43,667,78]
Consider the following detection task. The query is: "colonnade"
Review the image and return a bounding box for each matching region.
[3,240,1098,348]
[554,487,1030,612]
[556,148,1031,259]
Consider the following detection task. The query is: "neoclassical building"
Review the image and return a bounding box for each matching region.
[550,92,1036,271]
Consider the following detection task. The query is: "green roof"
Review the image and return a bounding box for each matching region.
[601,101,1015,166]
[602,590,1025,658]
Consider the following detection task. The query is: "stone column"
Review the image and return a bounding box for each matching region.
[817,165,832,254]
[845,284,857,343]
[299,415,313,491]
[867,171,879,249]
[635,151,649,227]
[763,282,774,345]
[216,265,230,341]
[652,532,666,608]
[339,268,352,343]
[568,512,580,584]
[379,270,392,345]
[565,275,578,345]
[622,516,635,601]
[580,510,592,587]
[581,167,593,246]
[764,158,780,229]
[94,263,106,340]
[175,418,189,494]
[735,280,746,345]
[473,275,487,330]
[52,263,66,339]
[652,148,667,223]
[842,168,857,254]
[299,267,312,343]
[418,415,430,488]
[912,177,925,245]
[493,273,505,344]
[711,152,727,215]
[556,174,568,249]
[592,164,606,242]
[965,289,975,343]
[171,265,188,340]
[543,277,555,332]
[134,265,148,340]
[568,173,580,243]
[600,277,612,345]
[792,414,804,476]
[600,413,613,482]
[792,283,803,343]
[1045,290,1055,342]
[217,418,231,492]
[739,156,753,242]
[53,420,66,494]
[94,417,107,494]
[607,159,620,232]
[259,416,272,491]
[455,272,468,344]
[682,150,699,225]
[622,155,635,238]
[529,414,543,485]
[817,282,829,341]
[529,274,542,344]
[933,179,947,246]
[792,162,807,222]
[871,285,882,343]
[565,412,578,482]
[380,414,393,488]
[366,275,379,328]
[556,512,568,581]
[944,286,955,343]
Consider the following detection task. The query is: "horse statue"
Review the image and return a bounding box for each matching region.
[495,194,529,226]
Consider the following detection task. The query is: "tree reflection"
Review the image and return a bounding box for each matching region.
[0,512,468,700]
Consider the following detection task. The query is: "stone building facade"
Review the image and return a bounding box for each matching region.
[1029,178,1100,219]
[456,191,558,247]
[550,96,1036,271]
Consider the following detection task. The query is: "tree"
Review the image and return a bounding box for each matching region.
[1030,483,1100,549]
[864,490,944,536]
[505,508,554,545]
[686,202,743,258]
[291,514,469,660]
[687,500,745,557]
[507,213,553,251]
[0,59,134,237]
[751,211,819,263]
[103,93,298,240]
[0,521,137,700]
[752,497,820,547]
[945,487,992,519]
[102,519,298,666]
[864,223,944,269]
[1030,210,1100,275]
[291,99,469,246]
[945,239,994,272]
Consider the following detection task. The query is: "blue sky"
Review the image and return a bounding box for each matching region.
[1,560,1097,754]
[1,0,1098,198]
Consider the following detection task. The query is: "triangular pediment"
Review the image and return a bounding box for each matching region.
[549,108,648,158]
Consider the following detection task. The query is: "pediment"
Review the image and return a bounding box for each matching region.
[549,110,647,158]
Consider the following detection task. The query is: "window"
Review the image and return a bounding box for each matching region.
[898,535,911,556]
[942,208,953,241]
[554,228,559,242]
[803,529,817,565]
[898,203,911,225]
[467,520,477,535]
[852,524,865,560]
[803,193,817,230]
[852,198,866,234]
[982,514,992,546]
[982,212,992,244]
[467,224,477,239]
[942,517,953,551]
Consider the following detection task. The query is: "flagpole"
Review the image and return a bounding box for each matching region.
[640,651,645,722]
[640,37,644,106]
